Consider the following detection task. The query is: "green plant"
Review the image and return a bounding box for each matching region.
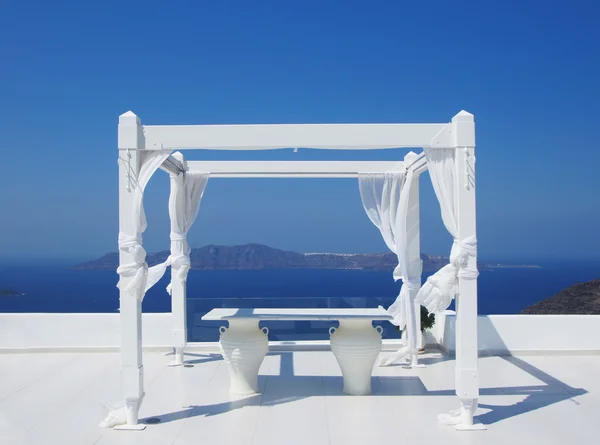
[420,305,435,332]
[394,306,436,333]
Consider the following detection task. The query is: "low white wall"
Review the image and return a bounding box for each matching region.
[0,313,173,352]
[433,311,600,355]
[2,312,600,355]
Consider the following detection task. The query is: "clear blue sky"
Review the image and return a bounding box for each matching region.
[1,1,599,262]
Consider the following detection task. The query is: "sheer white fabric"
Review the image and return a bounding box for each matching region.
[358,172,403,279]
[146,171,209,292]
[358,171,420,336]
[415,147,478,313]
[358,172,404,268]
[116,150,172,300]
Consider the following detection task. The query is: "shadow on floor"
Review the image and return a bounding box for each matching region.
[162,351,223,365]
[145,351,587,427]
[475,355,587,425]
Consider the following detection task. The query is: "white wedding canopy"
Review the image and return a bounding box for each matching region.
[113,110,480,430]
[358,157,423,367]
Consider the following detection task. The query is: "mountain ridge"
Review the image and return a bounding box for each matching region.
[521,279,600,314]
[71,243,508,272]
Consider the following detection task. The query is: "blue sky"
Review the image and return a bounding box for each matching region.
[1,1,599,262]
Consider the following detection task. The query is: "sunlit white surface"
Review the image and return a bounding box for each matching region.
[1,350,599,445]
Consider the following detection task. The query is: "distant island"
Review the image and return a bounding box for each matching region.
[521,279,600,314]
[0,288,24,297]
[72,243,539,272]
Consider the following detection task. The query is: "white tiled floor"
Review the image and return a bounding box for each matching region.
[1,350,599,445]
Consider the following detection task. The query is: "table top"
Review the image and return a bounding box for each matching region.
[201,307,392,321]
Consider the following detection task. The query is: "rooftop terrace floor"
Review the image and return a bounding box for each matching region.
[1,349,600,445]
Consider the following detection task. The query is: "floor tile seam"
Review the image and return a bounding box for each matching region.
[0,383,29,402]
[562,385,589,397]
[0,354,81,402]
[24,359,121,437]
[323,392,333,445]
[246,394,264,445]
[205,361,227,386]
[251,379,272,445]
[498,384,572,397]
[167,408,194,445]
[325,391,408,444]
[34,355,119,402]
[258,375,273,407]
[376,376,386,396]
[518,394,586,414]
[479,399,529,421]
[145,362,173,389]
[152,352,245,393]
[59,358,122,403]
[4,357,117,444]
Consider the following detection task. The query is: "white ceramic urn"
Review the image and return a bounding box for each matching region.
[219,320,269,394]
[329,319,383,395]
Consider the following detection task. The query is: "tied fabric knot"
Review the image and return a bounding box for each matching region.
[402,279,421,292]
[165,254,191,295]
[170,231,186,242]
[165,231,191,295]
[116,233,148,300]
[386,277,421,329]
[415,236,478,313]
[450,237,478,277]
[450,236,479,280]
[145,231,193,296]
[169,231,191,281]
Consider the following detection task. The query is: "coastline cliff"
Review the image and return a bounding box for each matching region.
[521,279,600,315]
[72,243,532,273]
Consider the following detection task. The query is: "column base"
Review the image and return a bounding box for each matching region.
[114,424,146,431]
[167,361,184,367]
[409,352,426,368]
[167,348,186,367]
[455,422,487,431]
[438,399,485,430]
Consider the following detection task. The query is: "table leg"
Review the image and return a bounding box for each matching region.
[219,319,269,395]
[330,319,383,395]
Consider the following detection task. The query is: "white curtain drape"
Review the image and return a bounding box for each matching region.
[146,171,209,292]
[117,150,172,301]
[358,171,420,332]
[415,147,478,313]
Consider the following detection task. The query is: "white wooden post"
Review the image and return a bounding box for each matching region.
[169,153,188,366]
[452,111,482,429]
[404,151,423,367]
[117,111,146,430]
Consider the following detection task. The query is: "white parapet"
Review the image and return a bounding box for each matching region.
[2,313,600,355]
[432,311,600,356]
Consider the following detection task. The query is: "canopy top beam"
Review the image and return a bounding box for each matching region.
[139,122,454,151]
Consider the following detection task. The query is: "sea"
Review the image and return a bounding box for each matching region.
[1,260,599,341]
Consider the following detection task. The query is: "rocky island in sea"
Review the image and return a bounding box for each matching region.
[521,279,600,315]
[72,243,538,273]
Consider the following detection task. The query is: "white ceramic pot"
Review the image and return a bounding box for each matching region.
[330,319,383,395]
[219,320,269,395]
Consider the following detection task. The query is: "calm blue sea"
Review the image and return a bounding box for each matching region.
[1,261,599,341]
